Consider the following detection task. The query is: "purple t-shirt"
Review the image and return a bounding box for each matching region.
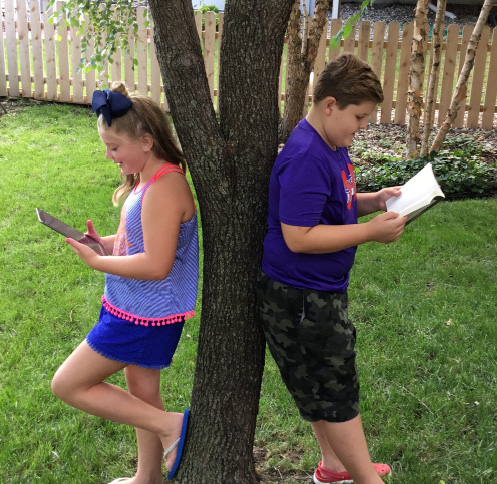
[262,118,358,293]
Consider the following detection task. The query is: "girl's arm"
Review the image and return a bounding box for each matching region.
[357,187,402,217]
[66,173,194,280]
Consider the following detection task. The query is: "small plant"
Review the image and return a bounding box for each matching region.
[356,151,497,198]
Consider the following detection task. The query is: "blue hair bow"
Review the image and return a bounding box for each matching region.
[91,89,132,127]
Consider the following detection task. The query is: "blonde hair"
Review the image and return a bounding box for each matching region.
[97,81,186,205]
[313,53,384,109]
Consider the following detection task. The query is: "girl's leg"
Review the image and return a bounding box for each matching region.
[312,415,383,484]
[51,340,184,461]
[121,365,165,484]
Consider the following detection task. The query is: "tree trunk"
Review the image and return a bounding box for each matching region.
[430,0,494,153]
[148,1,294,482]
[278,0,329,143]
[405,0,429,158]
[420,0,446,157]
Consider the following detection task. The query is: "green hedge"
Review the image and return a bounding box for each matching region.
[355,148,497,199]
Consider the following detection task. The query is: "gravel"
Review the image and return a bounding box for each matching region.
[337,2,487,28]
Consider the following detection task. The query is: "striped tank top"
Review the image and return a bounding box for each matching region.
[102,163,199,326]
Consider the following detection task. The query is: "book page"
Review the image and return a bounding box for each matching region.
[386,163,444,217]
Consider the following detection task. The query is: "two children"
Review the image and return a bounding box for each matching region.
[257,54,407,484]
[51,82,198,483]
[52,53,403,483]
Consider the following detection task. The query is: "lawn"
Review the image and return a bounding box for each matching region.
[0,100,496,484]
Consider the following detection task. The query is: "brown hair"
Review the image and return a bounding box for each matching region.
[313,53,384,109]
[97,81,186,205]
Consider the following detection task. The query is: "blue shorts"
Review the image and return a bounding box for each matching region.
[86,305,185,369]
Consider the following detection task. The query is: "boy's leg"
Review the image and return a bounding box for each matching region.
[312,416,384,484]
[51,340,184,454]
[258,274,387,483]
[123,366,165,484]
[311,420,347,473]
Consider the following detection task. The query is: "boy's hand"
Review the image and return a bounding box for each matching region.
[367,211,407,243]
[376,186,402,211]
[65,237,101,269]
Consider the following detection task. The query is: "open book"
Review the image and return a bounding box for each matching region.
[385,162,445,224]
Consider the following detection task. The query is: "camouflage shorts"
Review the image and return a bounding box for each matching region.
[256,271,359,423]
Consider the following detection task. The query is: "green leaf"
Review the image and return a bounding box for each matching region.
[343,23,354,38]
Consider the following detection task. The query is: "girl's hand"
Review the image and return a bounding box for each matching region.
[85,220,101,243]
[65,237,101,269]
[376,186,402,211]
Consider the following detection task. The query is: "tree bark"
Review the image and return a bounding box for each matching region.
[420,0,446,157]
[405,0,429,159]
[430,0,494,153]
[278,0,329,143]
[148,1,294,482]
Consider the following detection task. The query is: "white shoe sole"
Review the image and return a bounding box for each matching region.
[313,474,353,484]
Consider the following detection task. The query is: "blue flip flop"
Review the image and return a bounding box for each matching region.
[165,409,190,480]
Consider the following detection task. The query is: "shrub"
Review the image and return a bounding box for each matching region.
[355,151,497,198]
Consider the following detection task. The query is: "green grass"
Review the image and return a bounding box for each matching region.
[1,100,497,483]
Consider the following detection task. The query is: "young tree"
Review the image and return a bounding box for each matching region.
[51,0,295,482]
[278,0,329,143]
[431,0,495,152]
[420,0,447,157]
[405,0,429,158]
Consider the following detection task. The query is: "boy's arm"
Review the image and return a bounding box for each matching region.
[357,187,402,217]
[281,210,406,254]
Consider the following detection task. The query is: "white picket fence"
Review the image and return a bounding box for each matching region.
[1,0,496,129]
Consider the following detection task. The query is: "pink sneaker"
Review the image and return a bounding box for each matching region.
[313,461,391,484]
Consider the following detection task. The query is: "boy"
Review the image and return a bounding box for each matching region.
[257,53,407,484]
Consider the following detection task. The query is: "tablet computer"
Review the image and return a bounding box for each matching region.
[36,208,108,256]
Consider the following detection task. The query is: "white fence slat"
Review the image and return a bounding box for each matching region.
[30,0,45,99]
[124,23,136,92]
[0,17,8,97]
[57,4,71,102]
[369,21,386,123]
[71,24,84,103]
[44,0,58,100]
[84,13,96,103]
[455,25,473,128]
[482,27,497,129]
[358,21,370,62]
[312,23,328,91]
[110,5,122,84]
[438,24,459,126]
[381,22,400,123]
[467,26,490,128]
[5,0,19,97]
[204,11,216,104]
[216,12,224,112]
[137,7,148,95]
[149,23,162,105]
[17,0,32,97]
[343,23,356,54]
[394,22,413,125]
[328,19,342,61]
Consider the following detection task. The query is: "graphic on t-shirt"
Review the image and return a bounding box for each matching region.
[113,209,132,256]
[341,163,357,210]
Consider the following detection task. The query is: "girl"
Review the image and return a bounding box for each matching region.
[51,82,198,483]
